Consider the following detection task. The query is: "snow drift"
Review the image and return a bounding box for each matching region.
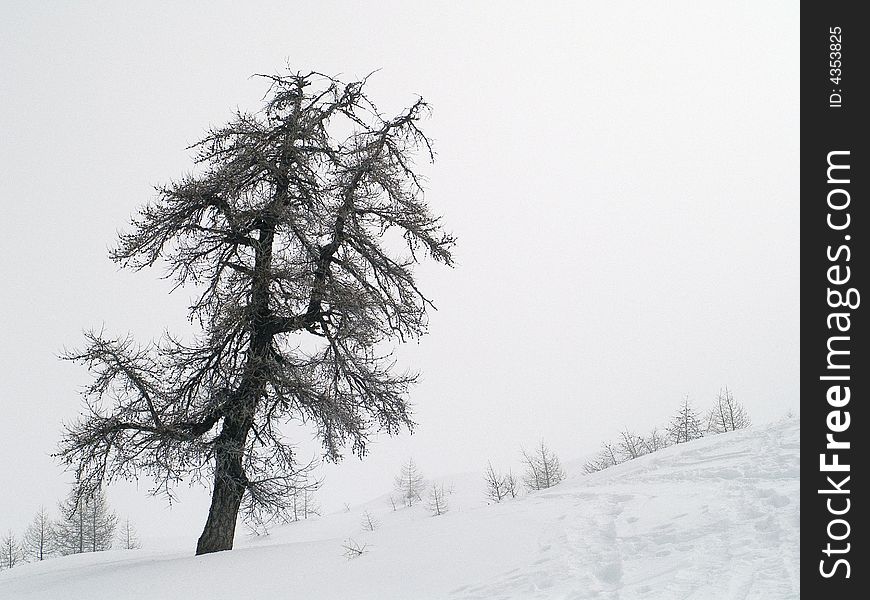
[0,418,799,599]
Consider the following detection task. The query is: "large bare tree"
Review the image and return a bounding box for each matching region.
[58,70,455,555]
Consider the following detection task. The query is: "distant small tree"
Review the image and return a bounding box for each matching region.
[55,488,117,555]
[483,461,508,503]
[521,440,565,490]
[427,483,449,516]
[360,510,379,532]
[584,441,620,474]
[503,469,519,498]
[87,490,117,552]
[668,397,704,444]
[300,487,321,520]
[394,459,425,507]
[707,387,751,433]
[342,538,368,559]
[119,518,141,550]
[234,462,319,532]
[246,460,319,529]
[642,427,670,454]
[617,429,647,462]
[484,463,518,502]
[23,506,54,561]
[287,484,321,523]
[54,491,86,556]
[1,531,23,569]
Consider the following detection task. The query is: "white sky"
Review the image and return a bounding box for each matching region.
[0,1,798,547]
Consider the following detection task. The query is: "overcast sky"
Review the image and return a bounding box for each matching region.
[0,1,798,547]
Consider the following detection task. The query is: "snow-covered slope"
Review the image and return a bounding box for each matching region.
[0,418,799,599]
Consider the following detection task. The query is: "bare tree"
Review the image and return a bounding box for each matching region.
[521,440,566,490]
[292,486,321,521]
[342,538,368,559]
[584,441,621,474]
[707,387,751,433]
[667,396,704,444]
[54,491,86,556]
[641,427,670,454]
[616,429,648,462]
[1,531,23,570]
[57,70,455,555]
[483,462,517,503]
[54,488,116,555]
[88,491,117,553]
[394,458,425,507]
[23,506,54,561]
[503,469,520,498]
[427,483,450,516]
[503,470,519,498]
[360,510,379,532]
[119,518,142,550]
[243,460,319,531]
[483,461,508,503]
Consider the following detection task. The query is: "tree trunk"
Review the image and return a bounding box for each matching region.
[196,222,274,556]
[195,413,251,555]
[78,509,84,554]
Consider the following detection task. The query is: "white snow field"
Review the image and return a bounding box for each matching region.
[0,418,799,600]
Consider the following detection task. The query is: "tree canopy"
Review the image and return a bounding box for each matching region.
[58,70,454,553]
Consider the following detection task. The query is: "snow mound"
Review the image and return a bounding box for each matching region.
[0,418,799,599]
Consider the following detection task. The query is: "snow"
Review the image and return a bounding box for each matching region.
[0,418,799,599]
